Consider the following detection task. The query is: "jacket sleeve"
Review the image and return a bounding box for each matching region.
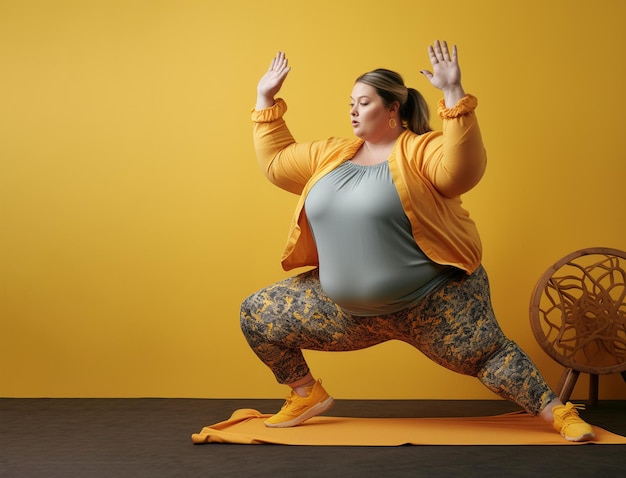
[421,95,487,198]
[251,98,319,195]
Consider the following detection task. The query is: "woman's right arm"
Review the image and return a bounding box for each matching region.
[253,52,315,194]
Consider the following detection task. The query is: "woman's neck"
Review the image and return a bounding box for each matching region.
[351,134,401,166]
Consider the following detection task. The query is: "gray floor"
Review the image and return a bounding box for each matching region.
[1,398,625,478]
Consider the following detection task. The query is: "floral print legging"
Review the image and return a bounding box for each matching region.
[240,266,556,415]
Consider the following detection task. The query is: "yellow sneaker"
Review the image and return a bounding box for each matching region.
[552,402,595,442]
[264,379,334,428]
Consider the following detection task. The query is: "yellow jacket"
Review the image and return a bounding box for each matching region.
[251,95,486,274]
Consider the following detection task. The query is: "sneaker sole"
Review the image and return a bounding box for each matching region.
[562,431,595,442]
[264,396,335,428]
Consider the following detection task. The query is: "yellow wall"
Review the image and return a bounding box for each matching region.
[1,0,625,399]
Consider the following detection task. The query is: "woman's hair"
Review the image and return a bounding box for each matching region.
[355,69,431,135]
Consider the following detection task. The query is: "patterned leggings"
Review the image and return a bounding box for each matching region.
[240,266,556,415]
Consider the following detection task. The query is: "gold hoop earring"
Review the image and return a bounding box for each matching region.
[389,118,397,129]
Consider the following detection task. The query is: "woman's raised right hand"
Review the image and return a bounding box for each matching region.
[256,52,291,110]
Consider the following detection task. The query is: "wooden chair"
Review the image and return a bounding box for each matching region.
[529,247,626,405]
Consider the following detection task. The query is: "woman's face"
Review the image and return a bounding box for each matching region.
[350,82,390,141]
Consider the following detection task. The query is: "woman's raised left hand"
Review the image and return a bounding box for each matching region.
[420,40,465,107]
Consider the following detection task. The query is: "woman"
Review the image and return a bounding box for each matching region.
[241,41,594,441]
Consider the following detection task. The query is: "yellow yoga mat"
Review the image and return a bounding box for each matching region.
[192,408,626,446]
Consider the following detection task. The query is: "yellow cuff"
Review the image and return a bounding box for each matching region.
[437,94,478,119]
[251,98,288,122]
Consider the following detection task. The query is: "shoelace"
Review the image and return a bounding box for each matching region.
[280,396,294,408]
[560,403,586,423]
[279,391,303,410]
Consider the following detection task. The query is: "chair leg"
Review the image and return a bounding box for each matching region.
[557,368,579,403]
[588,374,599,407]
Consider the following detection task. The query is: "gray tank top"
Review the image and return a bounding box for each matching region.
[305,160,455,316]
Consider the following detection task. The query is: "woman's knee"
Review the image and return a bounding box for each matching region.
[239,292,265,339]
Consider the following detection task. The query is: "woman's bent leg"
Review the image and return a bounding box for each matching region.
[240,269,391,385]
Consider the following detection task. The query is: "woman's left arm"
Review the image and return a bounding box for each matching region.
[420,41,487,197]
